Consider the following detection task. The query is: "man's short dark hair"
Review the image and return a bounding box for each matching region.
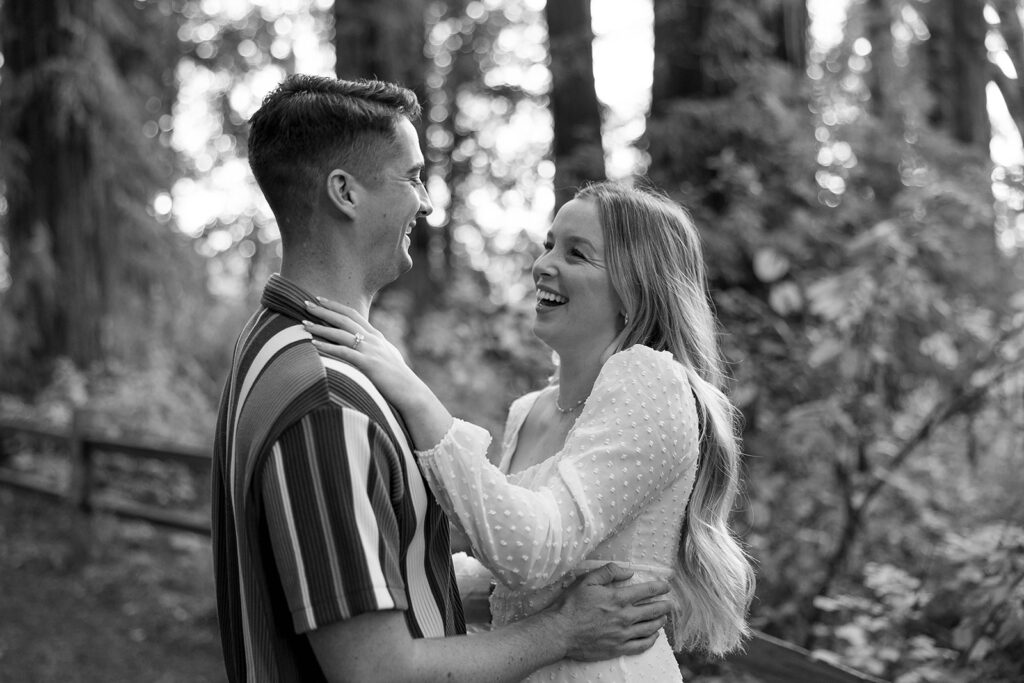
[247,74,421,243]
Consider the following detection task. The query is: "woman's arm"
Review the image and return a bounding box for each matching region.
[417,347,700,590]
[305,299,698,590]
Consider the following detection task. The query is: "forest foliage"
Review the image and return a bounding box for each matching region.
[1,0,1023,681]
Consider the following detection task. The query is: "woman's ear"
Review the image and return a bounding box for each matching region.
[327,169,359,220]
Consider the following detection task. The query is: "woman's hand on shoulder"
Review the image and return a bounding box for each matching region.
[303,298,454,449]
[303,298,418,408]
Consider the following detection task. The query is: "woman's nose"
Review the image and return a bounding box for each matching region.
[532,250,555,280]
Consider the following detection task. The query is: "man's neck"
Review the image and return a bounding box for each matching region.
[280,257,373,318]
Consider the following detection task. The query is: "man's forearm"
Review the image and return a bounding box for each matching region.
[405,610,567,682]
[310,608,567,683]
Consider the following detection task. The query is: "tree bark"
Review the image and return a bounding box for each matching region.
[864,0,902,128]
[651,0,711,115]
[992,0,1024,139]
[0,0,182,392]
[545,0,604,210]
[923,0,990,148]
[333,0,439,301]
[771,0,809,71]
[1,0,104,387]
[334,0,427,97]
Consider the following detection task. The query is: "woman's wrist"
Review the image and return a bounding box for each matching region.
[403,378,454,450]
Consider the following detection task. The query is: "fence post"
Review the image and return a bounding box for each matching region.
[69,410,92,514]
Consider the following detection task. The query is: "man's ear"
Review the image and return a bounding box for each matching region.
[327,169,360,220]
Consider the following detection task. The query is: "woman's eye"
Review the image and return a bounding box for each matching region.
[570,248,586,259]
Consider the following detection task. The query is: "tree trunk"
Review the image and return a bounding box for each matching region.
[770,0,808,71]
[991,0,1024,139]
[1,0,105,389]
[651,0,711,115]
[0,0,183,392]
[333,0,439,302]
[864,0,901,128]
[334,0,427,98]
[545,0,604,210]
[923,0,990,148]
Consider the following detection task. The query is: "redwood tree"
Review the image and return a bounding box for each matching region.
[921,0,990,148]
[0,0,182,392]
[545,0,604,210]
[333,0,440,302]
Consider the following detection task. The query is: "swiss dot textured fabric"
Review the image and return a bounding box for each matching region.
[418,345,699,682]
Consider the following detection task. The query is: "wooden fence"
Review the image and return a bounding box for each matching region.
[0,415,887,683]
[0,414,209,534]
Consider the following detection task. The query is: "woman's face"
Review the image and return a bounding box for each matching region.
[532,198,623,358]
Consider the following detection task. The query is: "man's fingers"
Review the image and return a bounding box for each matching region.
[622,599,672,625]
[581,562,635,586]
[627,611,668,635]
[616,631,661,658]
[612,578,670,605]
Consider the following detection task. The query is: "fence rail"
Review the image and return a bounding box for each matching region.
[0,414,887,683]
[0,414,210,535]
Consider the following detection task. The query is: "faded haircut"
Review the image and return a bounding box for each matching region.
[247,74,421,244]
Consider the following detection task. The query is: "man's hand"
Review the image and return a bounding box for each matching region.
[552,563,672,661]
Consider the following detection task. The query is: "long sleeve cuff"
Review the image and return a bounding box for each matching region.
[415,418,492,463]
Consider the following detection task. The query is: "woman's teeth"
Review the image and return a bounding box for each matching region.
[537,290,568,306]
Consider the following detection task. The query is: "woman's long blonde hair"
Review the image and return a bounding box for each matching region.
[576,181,754,655]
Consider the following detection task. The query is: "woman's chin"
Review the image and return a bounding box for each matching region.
[531,320,558,349]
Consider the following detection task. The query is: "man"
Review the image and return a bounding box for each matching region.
[212,74,671,682]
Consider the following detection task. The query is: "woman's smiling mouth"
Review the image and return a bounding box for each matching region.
[536,288,568,307]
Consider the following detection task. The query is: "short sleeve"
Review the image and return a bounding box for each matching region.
[417,345,700,590]
[261,404,409,634]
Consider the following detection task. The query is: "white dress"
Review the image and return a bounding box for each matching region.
[419,345,700,682]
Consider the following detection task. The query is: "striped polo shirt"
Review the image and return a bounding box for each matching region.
[212,274,464,683]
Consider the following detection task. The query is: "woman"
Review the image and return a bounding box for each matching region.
[304,182,755,681]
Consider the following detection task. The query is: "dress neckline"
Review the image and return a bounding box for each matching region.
[497,388,545,474]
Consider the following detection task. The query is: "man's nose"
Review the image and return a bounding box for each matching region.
[417,184,433,217]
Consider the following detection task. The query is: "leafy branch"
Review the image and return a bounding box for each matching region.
[803,319,1024,638]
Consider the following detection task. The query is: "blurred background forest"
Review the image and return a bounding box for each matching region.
[1,0,1023,681]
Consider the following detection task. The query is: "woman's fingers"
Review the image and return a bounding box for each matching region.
[303,321,366,350]
[310,297,374,331]
[311,337,354,360]
[304,300,364,335]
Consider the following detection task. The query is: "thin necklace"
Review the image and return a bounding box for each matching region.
[554,393,587,414]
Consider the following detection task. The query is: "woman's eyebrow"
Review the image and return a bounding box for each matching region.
[565,234,597,250]
[547,231,600,250]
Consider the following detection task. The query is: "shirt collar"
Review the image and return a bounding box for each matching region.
[260,273,322,323]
